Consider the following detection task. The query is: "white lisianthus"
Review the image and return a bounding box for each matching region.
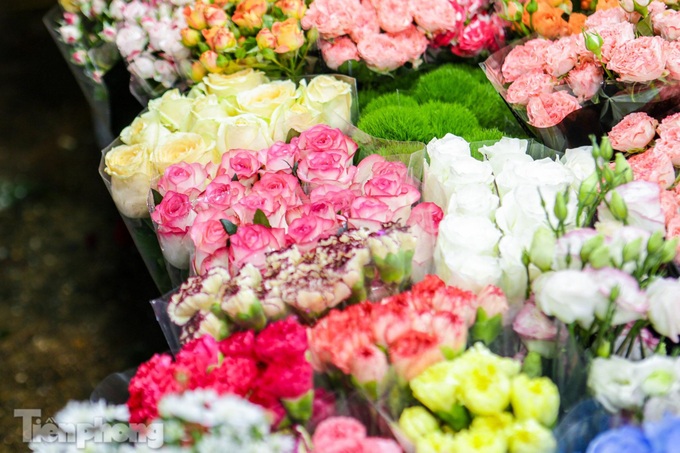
[553,228,601,270]
[606,225,651,268]
[216,114,272,154]
[300,75,353,130]
[237,80,297,119]
[436,215,501,257]
[534,270,608,328]
[495,157,575,197]
[597,181,665,234]
[203,69,269,100]
[498,235,529,306]
[447,183,499,219]
[587,267,648,325]
[561,146,596,186]
[128,54,155,80]
[588,356,647,412]
[436,252,503,294]
[647,277,680,342]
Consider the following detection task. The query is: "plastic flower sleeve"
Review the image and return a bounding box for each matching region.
[149,293,182,356]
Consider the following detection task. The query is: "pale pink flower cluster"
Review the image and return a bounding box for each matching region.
[303,0,502,72]
[498,2,680,128]
[113,0,190,89]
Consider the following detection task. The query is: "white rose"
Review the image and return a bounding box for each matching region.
[588,356,647,412]
[115,25,147,58]
[498,235,529,306]
[435,252,503,294]
[561,146,596,185]
[648,277,680,342]
[426,133,471,168]
[104,144,154,218]
[597,181,666,234]
[479,137,531,175]
[188,95,231,143]
[151,89,195,132]
[495,158,575,197]
[269,98,322,142]
[151,132,214,174]
[216,114,272,154]
[158,231,195,270]
[587,267,648,325]
[300,76,353,130]
[423,154,493,211]
[203,70,269,100]
[449,155,495,186]
[120,110,172,149]
[534,270,608,328]
[447,184,499,219]
[237,80,298,120]
[553,227,601,270]
[436,215,502,257]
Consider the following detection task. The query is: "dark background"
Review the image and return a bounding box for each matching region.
[0,2,166,450]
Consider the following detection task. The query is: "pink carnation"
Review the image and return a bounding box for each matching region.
[506,70,555,106]
[658,112,680,135]
[391,25,429,64]
[543,36,580,77]
[320,37,360,70]
[348,0,381,43]
[660,190,680,225]
[607,36,667,83]
[593,22,635,64]
[451,14,501,58]
[654,9,680,41]
[501,39,552,83]
[412,0,462,34]
[357,33,409,72]
[655,127,680,166]
[628,148,676,189]
[584,7,627,29]
[567,61,603,102]
[301,0,359,38]
[526,91,582,128]
[374,0,412,33]
[312,416,366,451]
[665,41,680,81]
[608,112,659,152]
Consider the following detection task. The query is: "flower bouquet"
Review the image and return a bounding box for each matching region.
[481,0,680,151]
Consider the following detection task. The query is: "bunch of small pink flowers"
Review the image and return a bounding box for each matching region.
[181,0,313,80]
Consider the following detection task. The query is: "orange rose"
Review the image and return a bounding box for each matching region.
[204,5,229,28]
[568,12,587,34]
[271,18,305,53]
[184,2,208,30]
[181,28,202,47]
[595,0,619,10]
[256,28,277,49]
[275,0,307,19]
[189,61,207,82]
[232,0,268,29]
[200,50,222,73]
[202,27,237,51]
[524,3,570,38]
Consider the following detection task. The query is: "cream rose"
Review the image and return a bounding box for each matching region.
[269,98,322,142]
[119,111,171,149]
[300,75,353,130]
[188,94,232,143]
[104,143,154,218]
[202,69,269,99]
[151,133,215,174]
[236,80,297,119]
[216,114,272,154]
[150,89,195,132]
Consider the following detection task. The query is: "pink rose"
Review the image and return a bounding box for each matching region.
[301,0,359,38]
[252,172,304,207]
[658,112,680,135]
[664,41,680,81]
[607,36,666,83]
[151,191,196,234]
[298,150,357,189]
[309,184,357,215]
[584,7,627,29]
[451,14,500,57]
[263,141,300,174]
[660,189,679,225]
[374,0,412,33]
[543,36,580,77]
[286,201,339,225]
[526,91,582,128]
[286,215,337,251]
[319,36,360,70]
[348,0,381,43]
[593,22,635,64]
[412,0,461,34]
[654,9,680,41]
[195,176,249,212]
[391,25,429,63]
[608,112,659,152]
[195,247,230,275]
[348,196,394,230]
[628,148,676,188]
[297,125,358,158]
[501,39,552,83]
[567,61,603,102]
[216,149,262,186]
[655,127,680,166]
[506,70,555,106]
[229,224,286,270]
[189,209,231,256]
[348,344,389,385]
[357,33,410,72]
[232,191,288,228]
[157,162,210,199]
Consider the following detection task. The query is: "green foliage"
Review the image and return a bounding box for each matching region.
[466,127,505,144]
[358,105,431,143]
[363,92,419,116]
[419,102,480,140]
[413,65,481,105]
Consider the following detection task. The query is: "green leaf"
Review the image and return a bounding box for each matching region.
[220,219,238,235]
[261,47,276,61]
[636,15,654,37]
[151,188,164,206]
[262,14,274,29]
[197,42,210,54]
[231,173,239,182]
[234,46,247,60]
[253,209,271,228]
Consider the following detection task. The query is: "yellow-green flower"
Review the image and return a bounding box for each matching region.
[510,374,560,427]
[452,427,508,453]
[508,419,557,453]
[470,412,515,440]
[410,360,461,413]
[458,362,512,416]
[416,431,457,453]
[456,343,522,378]
[399,406,441,443]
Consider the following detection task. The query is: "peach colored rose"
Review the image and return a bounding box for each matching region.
[544,36,580,77]
[357,34,409,72]
[655,127,680,166]
[527,91,582,128]
[584,6,627,29]
[204,5,228,27]
[319,37,359,70]
[412,0,461,34]
[664,41,680,81]
[501,39,552,83]
[256,28,277,49]
[374,0,412,33]
[658,112,680,135]
[232,0,268,29]
[506,70,555,106]
[607,36,667,83]
[275,0,307,19]
[347,0,381,43]
[202,27,236,52]
[595,0,620,10]
[628,148,676,188]
[271,18,305,53]
[608,112,659,152]
[568,12,587,34]
[654,9,680,41]
[567,61,604,101]
[184,3,208,30]
[530,4,570,39]
[301,0,358,38]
